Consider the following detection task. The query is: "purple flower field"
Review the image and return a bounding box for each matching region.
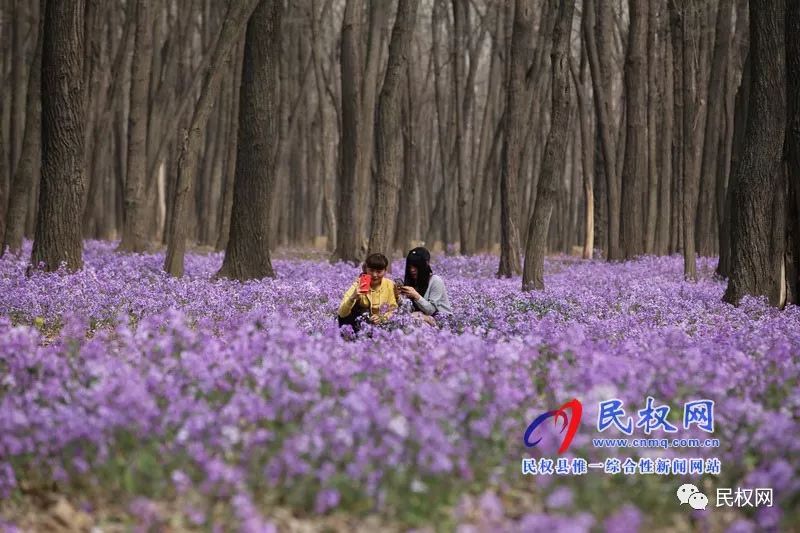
[1,241,798,531]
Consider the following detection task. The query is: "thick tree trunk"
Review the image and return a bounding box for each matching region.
[723,0,786,305]
[367,0,419,255]
[118,0,153,252]
[217,0,281,280]
[2,5,41,256]
[32,0,86,272]
[498,0,532,277]
[678,1,710,281]
[620,0,649,258]
[164,0,260,277]
[521,0,576,290]
[332,0,365,263]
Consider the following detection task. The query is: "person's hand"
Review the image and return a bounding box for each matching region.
[400,286,421,301]
[369,314,382,324]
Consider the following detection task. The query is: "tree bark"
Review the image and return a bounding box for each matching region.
[723,0,786,305]
[367,0,419,256]
[521,0,576,290]
[118,0,153,252]
[497,0,533,277]
[656,6,673,256]
[164,0,261,277]
[31,0,87,272]
[644,0,660,254]
[215,38,245,251]
[669,1,684,256]
[217,0,281,280]
[572,39,595,259]
[2,4,41,256]
[331,0,365,263]
[584,0,621,260]
[620,0,649,258]
[696,0,734,257]
[785,0,800,303]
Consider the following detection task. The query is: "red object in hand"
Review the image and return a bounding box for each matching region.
[358,273,372,293]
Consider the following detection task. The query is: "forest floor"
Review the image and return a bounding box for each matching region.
[0,241,798,532]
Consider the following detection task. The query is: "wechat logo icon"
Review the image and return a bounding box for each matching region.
[677,483,708,510]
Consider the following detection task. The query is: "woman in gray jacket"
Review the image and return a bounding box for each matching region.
[397,247,452,325]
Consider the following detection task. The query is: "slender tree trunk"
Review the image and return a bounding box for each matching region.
[2,5,41,256]
[118,0,153,252]
[522,0,576,290]
[32,0,86,272]
[9,0,27,180]
[584,0,621,260]
[498,0,532,277]
[451,0,471,254]
[644,0,660,254]
[669,2,684,255]
[367,0,419,255]
[723,0,786,305]
[656,8,673,256]
[216,38,245,251]
[573,40,595,259]
[696,0,734,257]
[784,0,799,303]
[165,0,261,277]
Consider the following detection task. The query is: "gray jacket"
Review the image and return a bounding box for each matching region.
[413,274,452,316]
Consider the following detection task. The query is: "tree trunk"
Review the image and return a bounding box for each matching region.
[521,0,576,290]
[2,4,41,256]
[215,38,245,251]
[572,40,595,259]
[584,0,621,260]
[620,0,649,258]
[696,0,734,257]
[9,0,27,180]
[31,0,86,272]
[723,0,786,305]
[656,7,673,256]
[164,0,261,277]
[217,0,281,280]
[497,0,532,277]
[451,0,471,254]
[367,0,419,256]
[669,2,684,256]
[644,0,660,254]
[118,0,153,252]
[331,0,365,263]
[785,0,800,303]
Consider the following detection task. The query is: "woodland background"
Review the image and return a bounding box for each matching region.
[0,0,799,303]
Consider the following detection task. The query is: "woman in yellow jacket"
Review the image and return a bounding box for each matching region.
[337,253,398,331]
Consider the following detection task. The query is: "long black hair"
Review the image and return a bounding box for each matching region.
[403,247,433,297]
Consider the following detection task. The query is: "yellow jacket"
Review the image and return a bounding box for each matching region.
[338,278,398,318]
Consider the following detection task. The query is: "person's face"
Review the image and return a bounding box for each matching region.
[408,265,418,280]
[366,267,386,285]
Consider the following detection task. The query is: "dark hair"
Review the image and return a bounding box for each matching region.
[404,247,432,297]
[364,253,389,270]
